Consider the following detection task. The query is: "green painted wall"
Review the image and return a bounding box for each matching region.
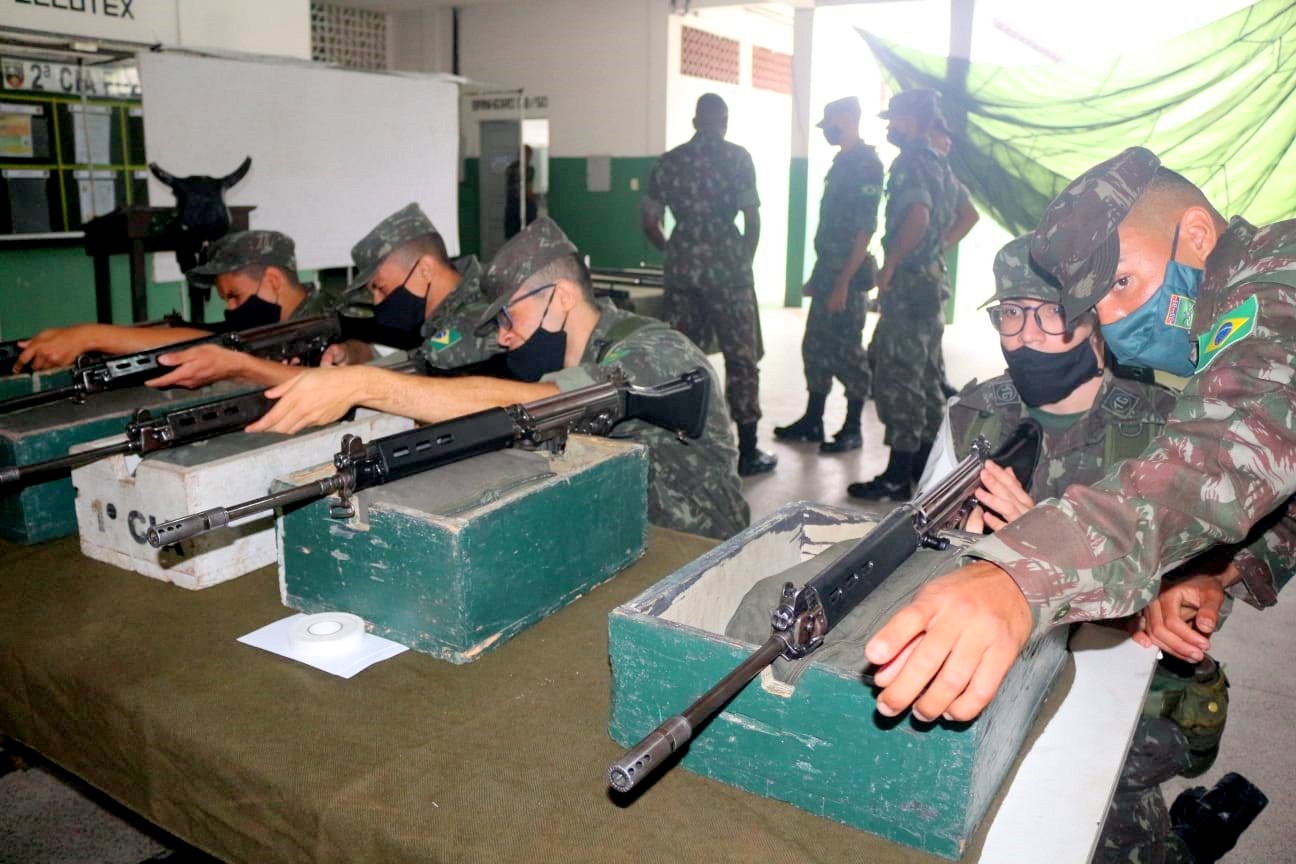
[784,156,809,307]
[458,156,663,270]
[0,245,187,338]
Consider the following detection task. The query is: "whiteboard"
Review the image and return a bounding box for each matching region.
[139,52,459,284]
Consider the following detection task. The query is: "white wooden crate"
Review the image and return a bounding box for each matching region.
[70,410,413,589]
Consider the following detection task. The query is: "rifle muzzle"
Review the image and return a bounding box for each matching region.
[608,714,692,793]
[147,508,229,547]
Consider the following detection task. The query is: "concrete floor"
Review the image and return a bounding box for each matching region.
[741,305,1296,863]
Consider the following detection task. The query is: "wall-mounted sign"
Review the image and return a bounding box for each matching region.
[2,56,140,98]
[468,94,549,112]
[4,0,179,45]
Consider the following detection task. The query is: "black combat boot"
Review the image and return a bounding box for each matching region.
[1169,772,1268,864]
[737,422,778,477]
[820,398,864,453]
[774,392,827,443]
[847,449,913,501]
[910,440,934,485]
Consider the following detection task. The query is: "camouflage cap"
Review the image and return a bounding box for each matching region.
[879,88,940,121]
[980,234,1061,308]
[475,216,578,336]
[816,96,861,128]
[347,202,440,295]
[188,230,296,278]
[1031,146,1161,322]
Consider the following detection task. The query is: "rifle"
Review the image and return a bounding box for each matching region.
[607,419,1043,794]
[0,390,274,493]
[145,367,711,548]
[0,315,344,414]
[0,313,186,377]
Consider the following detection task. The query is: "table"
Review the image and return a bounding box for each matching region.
[0,528,1153,863]
[82,206,255,324]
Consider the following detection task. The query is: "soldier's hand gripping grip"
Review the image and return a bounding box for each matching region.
[608,716,692,793]
[146,508,229,546]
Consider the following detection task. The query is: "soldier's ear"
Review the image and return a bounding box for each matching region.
[1178,206,1218,268]
[553,277,580,312]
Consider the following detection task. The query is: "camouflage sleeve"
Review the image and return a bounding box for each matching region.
[887,152,935,218]
[841,159,884,239]
[1224,503,1296,608]
[735,147,760,210]
[643,157,666,209]
[969,280,1296,637]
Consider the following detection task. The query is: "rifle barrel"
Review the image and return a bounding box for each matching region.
[0,439,134,492]
[146,473,349,547]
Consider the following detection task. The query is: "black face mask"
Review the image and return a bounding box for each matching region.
[823,125,843,146]
[506,290,568,382]
[1002,339,1102,407]
[373,261,427,336]
[224,294,280,331]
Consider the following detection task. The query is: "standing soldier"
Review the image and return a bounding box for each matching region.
[775,97,883,453]
[849,89,974,500]
[641,93,777,476]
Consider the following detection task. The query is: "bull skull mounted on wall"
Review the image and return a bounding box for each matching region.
[149,156,252,275]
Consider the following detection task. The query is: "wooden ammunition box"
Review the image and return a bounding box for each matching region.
[70,410,413,589]
[277,435,649,663]
[608,501,1067,860]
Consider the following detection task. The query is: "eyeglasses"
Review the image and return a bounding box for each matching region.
[496,283,556,331]
[987,301,1068,337]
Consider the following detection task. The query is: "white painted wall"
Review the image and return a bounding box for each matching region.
[665,6,793,306]
[175,0,311,59]
[391,6,455,74]
[457,0,668,158]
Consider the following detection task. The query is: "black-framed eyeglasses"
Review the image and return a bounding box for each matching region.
[987,301,1068,337]
[496,283,556,331]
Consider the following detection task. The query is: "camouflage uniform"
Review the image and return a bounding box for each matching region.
[802,141,883,402]
[348,202,501,371]
[644,132,763,424]
[474,217,749,540]
[542,301,750,540]
[872,121,961,453]
[961,147,1294,863]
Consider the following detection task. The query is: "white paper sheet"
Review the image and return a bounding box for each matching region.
[238,613,409,679]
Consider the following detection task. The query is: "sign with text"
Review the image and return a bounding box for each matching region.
[2,56,140,98]
[4,0,178,45]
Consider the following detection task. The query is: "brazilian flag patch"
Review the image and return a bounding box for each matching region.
[1196,295,1257,372]
[601,347,630,365]
[426,327,462,353]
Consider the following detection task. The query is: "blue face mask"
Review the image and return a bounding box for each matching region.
[1100,225,1203,377]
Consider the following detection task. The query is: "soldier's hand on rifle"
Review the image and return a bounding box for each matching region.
[15,324,100,371]
[865,561,1032,722]
[246,367,359,435]
[1132,571,1229,662]
[827,278,850,314]
[965,461,1036,532]
[148,344,246,390]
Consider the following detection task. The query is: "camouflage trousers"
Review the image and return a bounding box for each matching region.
[663,280,762,425]
[802,284,870,402]
[1092,717,1194,864]
[869,305,945,453]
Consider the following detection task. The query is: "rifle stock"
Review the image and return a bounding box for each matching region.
[607,419,1042,794]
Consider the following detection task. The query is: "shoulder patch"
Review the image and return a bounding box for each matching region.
[1101,386,1141,420]
[1196,295,1258,372]
[425,327,462,352]
[991,380,1019,406]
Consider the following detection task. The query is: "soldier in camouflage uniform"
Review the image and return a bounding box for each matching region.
[849,89,975,501]
[247,217,750,540]
[341,202,501,372]
[13,229,334,371]
[641,93,776,477]
[774,97,883,454]
[864,147,1284,861]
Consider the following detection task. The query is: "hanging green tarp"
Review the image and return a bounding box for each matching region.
[860,0,1296,236]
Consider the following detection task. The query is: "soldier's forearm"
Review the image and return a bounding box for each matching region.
[884,205,930,269]
[836,230,875,284]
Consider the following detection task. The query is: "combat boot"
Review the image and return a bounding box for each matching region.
[737,422,777,477]
[820,398,865,453]
[847,450,913,501]
[1170,772,1268,864]
[774,392,827,443]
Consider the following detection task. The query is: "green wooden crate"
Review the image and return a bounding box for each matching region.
[608,501,1067,860]
[278,435,649,664]
[0,382,249,544]
[0,367,72,402]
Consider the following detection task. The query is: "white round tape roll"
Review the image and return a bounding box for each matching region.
[288,612,365,656]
